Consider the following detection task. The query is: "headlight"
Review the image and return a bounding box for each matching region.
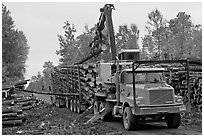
[175,96,183,103]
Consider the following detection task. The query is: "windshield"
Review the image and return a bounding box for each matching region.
[125,72,165,84]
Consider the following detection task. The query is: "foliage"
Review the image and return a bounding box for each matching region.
[2,4,29,86]
[56,21,77,65]
[142,9,166,60]
[115,24,140,52]
[142,9,202,60]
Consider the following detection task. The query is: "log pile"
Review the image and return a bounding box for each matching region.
[51,63,106,104]
[2,94,41,127]
[163,65,202,111]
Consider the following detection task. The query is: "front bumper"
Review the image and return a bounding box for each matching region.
[133,104,186,115]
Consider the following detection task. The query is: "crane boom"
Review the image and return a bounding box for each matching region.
[74,4,116,65]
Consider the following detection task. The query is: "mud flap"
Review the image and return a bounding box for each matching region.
[85,102,114,124]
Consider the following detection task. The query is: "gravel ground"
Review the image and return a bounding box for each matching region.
[2,98,202,135]
[2,103,121,135]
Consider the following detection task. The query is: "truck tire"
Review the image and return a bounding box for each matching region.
[76,100,81,114]
[94,101,99,114]
[123,107,137,131]
[166,113,181,128]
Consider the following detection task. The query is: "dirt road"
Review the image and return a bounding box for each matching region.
[34,94,202,135]
[3,94,201,135]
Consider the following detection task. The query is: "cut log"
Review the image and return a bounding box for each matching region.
[22,105,33,110]
[2,112,18,118]
[2,119,23,126]
[2,100,15,105]
[2,114,25,121]
[15,98,33,103]
[17,100,33,106]
[2,108,22,114]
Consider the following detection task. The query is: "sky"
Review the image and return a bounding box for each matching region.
[2,1,202,79]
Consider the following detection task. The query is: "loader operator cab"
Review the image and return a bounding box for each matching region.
[118,49,140,61]
[111,49,140,74]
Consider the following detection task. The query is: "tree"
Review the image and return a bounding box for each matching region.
[56,20,76,65]
[115,24,140,52]
[43,61,54,69]
[2,4,29,86]
[169,12,193,59]
[141,34,155,59]
[144,9,166,60]
[191,25,202,59]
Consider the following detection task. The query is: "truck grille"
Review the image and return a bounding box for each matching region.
[149,90,174,105]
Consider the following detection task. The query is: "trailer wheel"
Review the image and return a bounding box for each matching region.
[166,113,181,128]
[76,100,81,114]
[65,98,69,108]
[50,96,54,105]
[73,100,77,113]
[123,107,137,131]
[70,100,74,112]
[94,101,99,114]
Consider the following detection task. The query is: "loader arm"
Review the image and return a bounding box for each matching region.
[74,4,116,65]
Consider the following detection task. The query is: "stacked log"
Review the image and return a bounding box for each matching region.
[51,63,106,104]
[163,65,202,111]
[2,95,40,127]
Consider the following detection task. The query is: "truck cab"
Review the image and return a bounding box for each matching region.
[118,67,186,130]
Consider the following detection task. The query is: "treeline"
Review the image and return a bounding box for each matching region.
[56,9,202,65]
[28,8,202,93]
[2,4,29,87]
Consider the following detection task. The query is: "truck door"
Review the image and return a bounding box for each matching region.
[119,72,126,102]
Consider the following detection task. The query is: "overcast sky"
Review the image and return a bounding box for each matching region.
[3,2,202,79]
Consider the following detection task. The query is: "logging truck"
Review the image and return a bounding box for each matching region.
[44,4,190,131]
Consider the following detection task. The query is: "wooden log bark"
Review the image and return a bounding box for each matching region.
[22,105,33,110]
[2,112,18,118]
[2,114,25,121]
[2,100,15,105]
[2,108,23,114]
[2,119,23,126]
[16,100,33,107]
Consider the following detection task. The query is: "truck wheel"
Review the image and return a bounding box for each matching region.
[166,113,181,128]
[94,101,99,114]
[123,107,137,131]
[76,100,81,114]
[70,100,74,112]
